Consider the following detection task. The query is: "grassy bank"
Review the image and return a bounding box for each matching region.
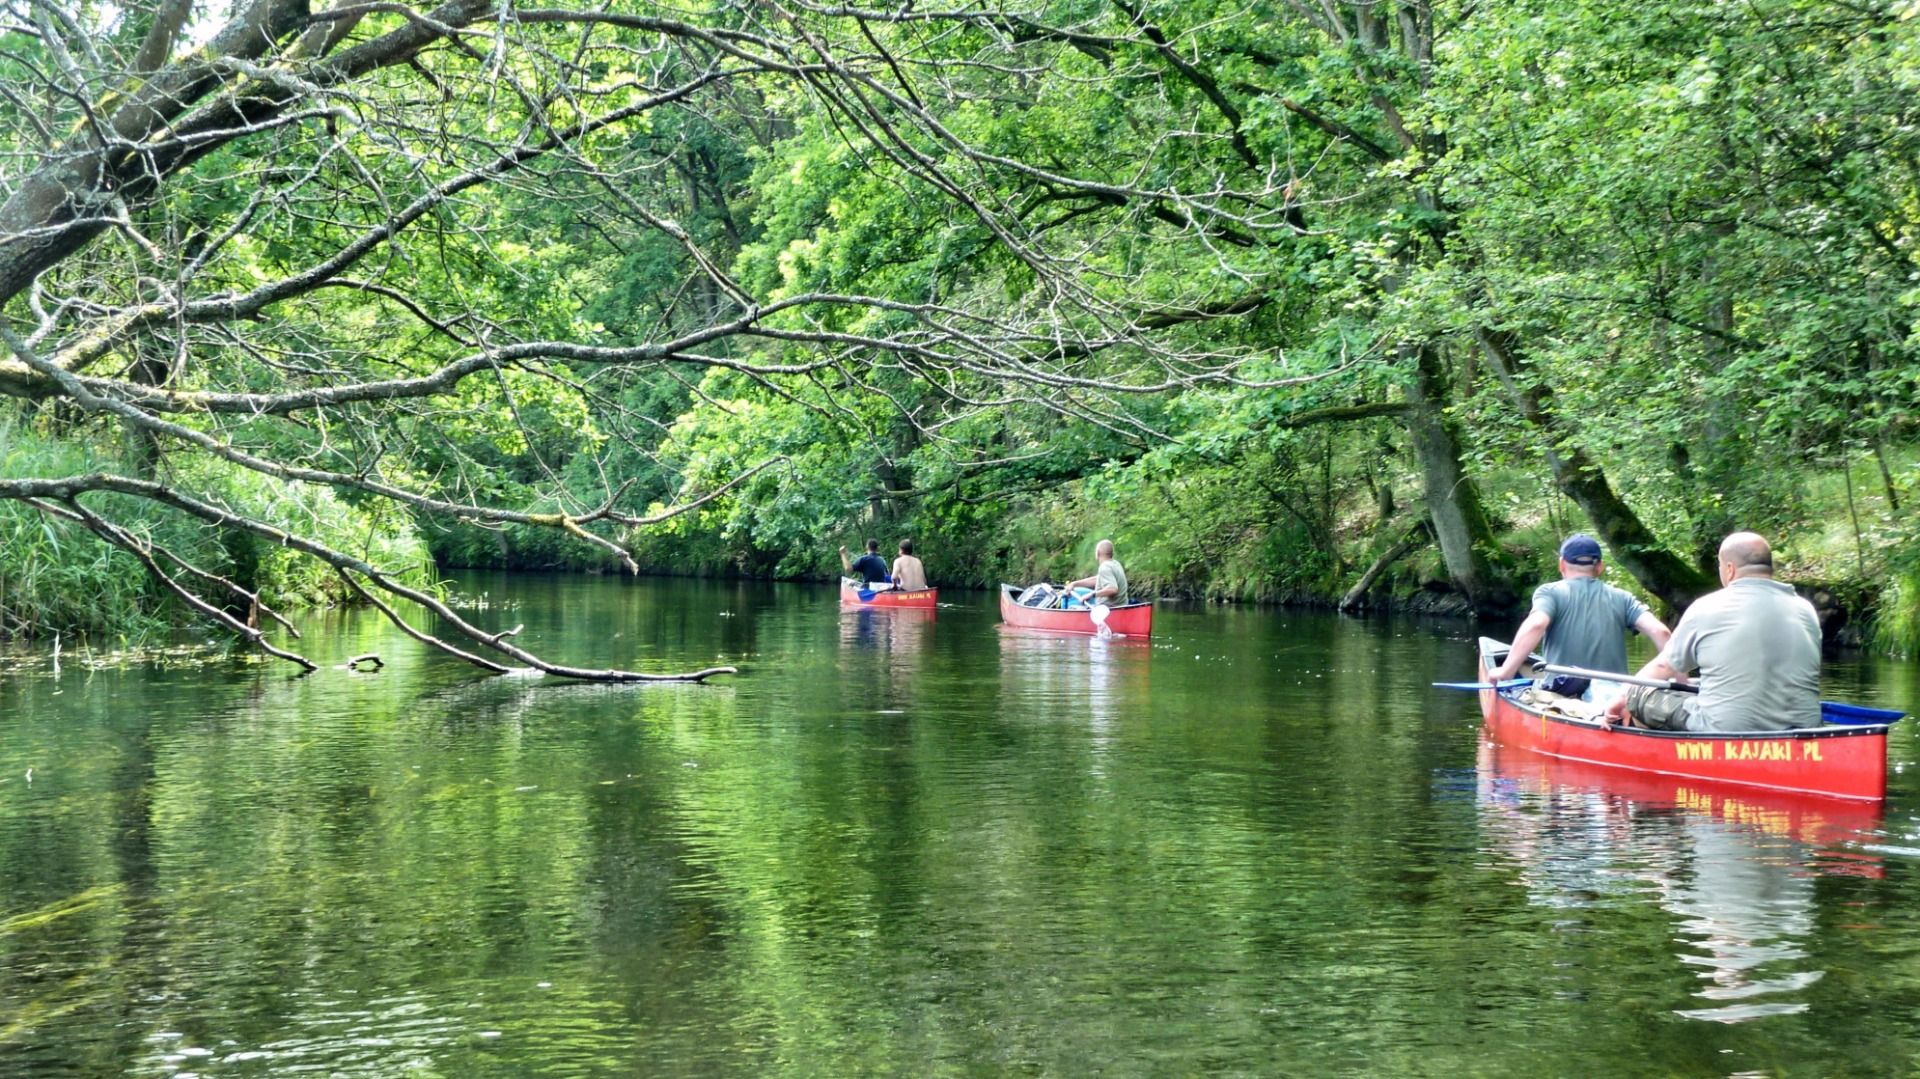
[0,421,435,646]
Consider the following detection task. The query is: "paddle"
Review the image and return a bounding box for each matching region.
[1541,663,1907,726]
[1541,663,1696,694]
[1432,678,1533,691]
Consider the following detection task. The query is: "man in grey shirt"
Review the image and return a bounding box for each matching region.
[1492,533,1671,701]
[1603,532,1822,732]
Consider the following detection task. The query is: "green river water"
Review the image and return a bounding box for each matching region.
[3,574,1920,1077]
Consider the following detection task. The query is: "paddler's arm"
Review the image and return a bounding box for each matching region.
[1492,610,1551,681]
[1633,611,1672,651]
[839,545,853,573]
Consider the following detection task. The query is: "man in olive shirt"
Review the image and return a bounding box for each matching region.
[1603,532,1822,732]
[1492,533,1671,703]
[1065,539,1129,605]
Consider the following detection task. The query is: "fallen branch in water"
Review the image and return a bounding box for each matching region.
[2,474,735,683]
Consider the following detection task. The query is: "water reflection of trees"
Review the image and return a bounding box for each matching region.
[0,646,749,1073]
[836,608,936,718]
[9,586,1915,1073]
[1476,742,1883,1023]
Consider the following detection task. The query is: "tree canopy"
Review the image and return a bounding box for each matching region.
[3,0,1917,671]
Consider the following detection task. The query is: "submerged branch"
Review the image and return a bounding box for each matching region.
[1,473,735,683]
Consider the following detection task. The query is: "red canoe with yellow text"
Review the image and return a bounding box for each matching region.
[839,579,938,609]
[1477,637,1895,802]
[998,584,1153,637]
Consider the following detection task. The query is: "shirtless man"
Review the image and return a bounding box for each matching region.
[890,539,928,591]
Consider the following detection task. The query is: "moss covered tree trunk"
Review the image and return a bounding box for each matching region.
[1402,344,1516,616]
[1476,328,1715,615]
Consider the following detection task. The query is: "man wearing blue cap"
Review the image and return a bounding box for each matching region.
[1491,533,1671,703]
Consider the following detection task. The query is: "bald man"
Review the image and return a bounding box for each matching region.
[1065,539,1130,605]
[1603,532,1822,732]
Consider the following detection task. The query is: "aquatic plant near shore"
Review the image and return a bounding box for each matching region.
[1876,568,1920,658]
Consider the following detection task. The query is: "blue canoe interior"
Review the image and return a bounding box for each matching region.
[1824,701,1907,725]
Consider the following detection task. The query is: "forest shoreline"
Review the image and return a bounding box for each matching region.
[458,560,1886,650]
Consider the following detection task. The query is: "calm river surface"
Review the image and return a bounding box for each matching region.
[3,574,1920,1076]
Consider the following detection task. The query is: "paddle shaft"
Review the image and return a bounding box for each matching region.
[1540,663,1699,695]
[1432,679,1533,691]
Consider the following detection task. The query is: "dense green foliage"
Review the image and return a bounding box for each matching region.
[438,0,1918,633]
[0,419,433,642]
[1,0,1916,654]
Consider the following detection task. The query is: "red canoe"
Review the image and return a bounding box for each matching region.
[1476,637,1892,802]
[840,579,938,609]
[999,584,1153,637]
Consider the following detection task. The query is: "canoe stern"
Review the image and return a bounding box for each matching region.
[840,580,938,609]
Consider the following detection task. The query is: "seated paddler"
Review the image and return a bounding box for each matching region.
[1064,539,1129,606]
[890,539,928,591]
[1491,532,1670,707]
[840,539,893,589]
[1602,532,1822,732]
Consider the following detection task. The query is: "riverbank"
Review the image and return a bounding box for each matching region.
[433,456,1912,653]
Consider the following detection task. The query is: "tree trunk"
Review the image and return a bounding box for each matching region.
[1874,440,1901,512]
[1476,328,1715,615]
[1402,344,1515,616]
[1339,518,1430,610]
[1687,218,1742,571]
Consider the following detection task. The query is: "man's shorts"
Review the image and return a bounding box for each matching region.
[1626,685,1698,731]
